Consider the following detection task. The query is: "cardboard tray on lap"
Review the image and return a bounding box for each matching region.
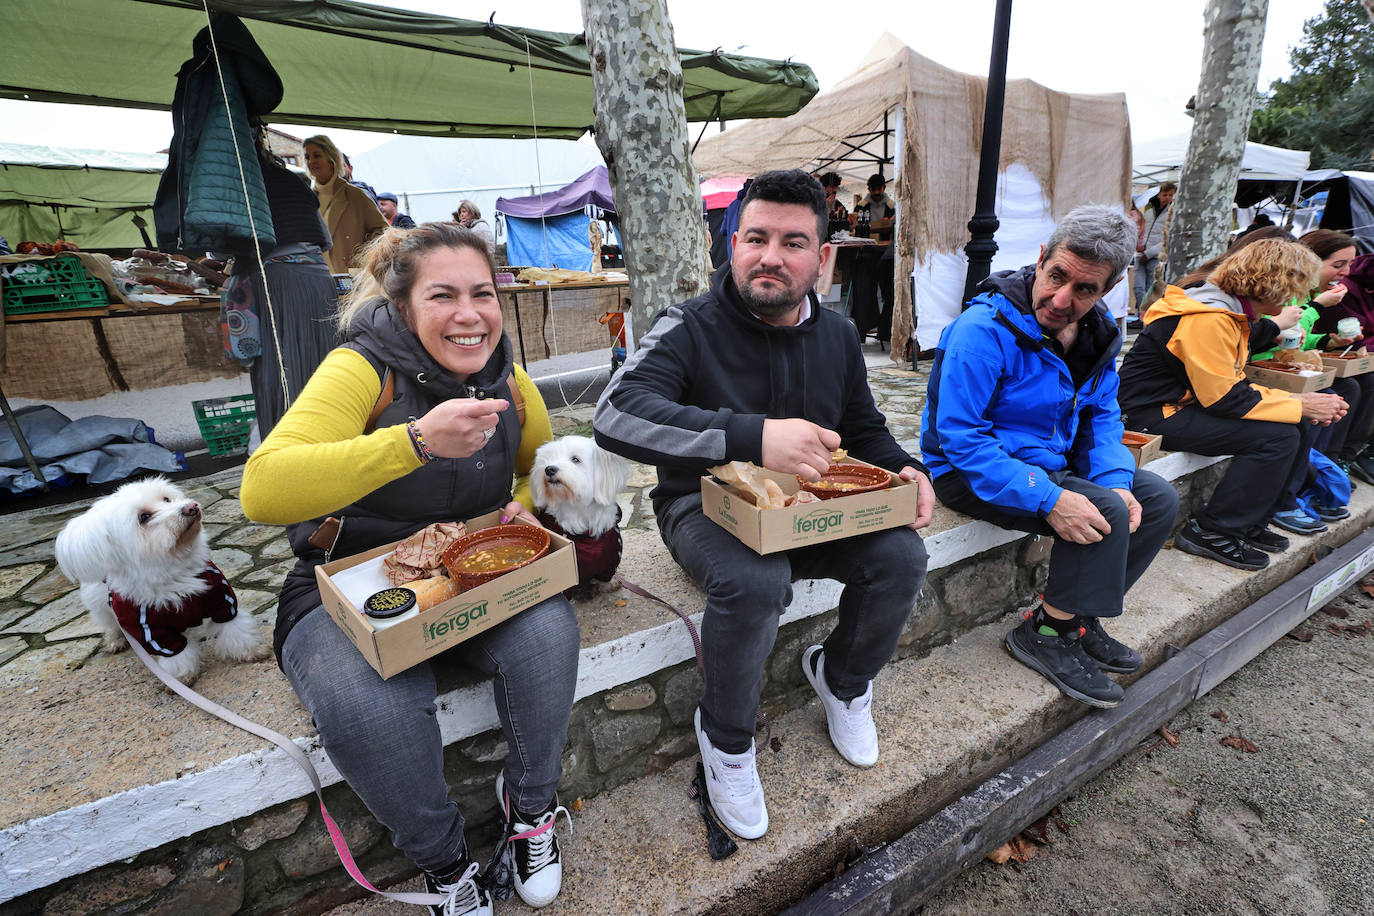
[1320,354,1374,378]
[700,458,917,555]
[1244,361,1334,393]
[315,511,578,679]
[1122,431,1163,468]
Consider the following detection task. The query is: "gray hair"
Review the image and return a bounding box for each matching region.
[1043,205,1136,277]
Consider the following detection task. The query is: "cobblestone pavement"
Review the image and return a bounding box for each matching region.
[0,358,930,688]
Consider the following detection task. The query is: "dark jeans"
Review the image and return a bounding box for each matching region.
[1131,406,1312,537]
[658,493,927,754]
[851,244,895,341]
[934,468,1178,618]
[1327,374,1374,460]
[281,597,579,874]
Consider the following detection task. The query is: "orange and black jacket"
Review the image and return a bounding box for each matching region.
[1118,284,1301,426]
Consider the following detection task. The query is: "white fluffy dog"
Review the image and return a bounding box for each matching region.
[531,437,629,585]
[55,477,265,684]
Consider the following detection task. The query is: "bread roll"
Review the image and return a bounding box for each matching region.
[406,575,459,610]
[763,478,788,509]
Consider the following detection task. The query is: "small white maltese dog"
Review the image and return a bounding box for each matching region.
[55,477,266,684]
[531,436,629,585]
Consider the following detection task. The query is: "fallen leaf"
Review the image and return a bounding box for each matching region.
[769,736,782,753]
[1360,581,1374,598]
[570,798,584,813]
[1211,710,1230,724]
[1220,735,1259,753]
[1027,816,1051,845]
[1160,727,1179,747]
[217,859,230,873]
[615,599,628,607]
[1327,621,1370,636]
[987,842,1014,864]
[1319,605,1350,618]
[1010,837,1038,863]
[1286,627,1314,643]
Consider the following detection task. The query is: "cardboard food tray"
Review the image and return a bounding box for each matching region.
[315,512,578,679]
[1244,361,1334,393]
[1122,431,1162,468]
[1320,354,1374,378]
[701,459,917,555]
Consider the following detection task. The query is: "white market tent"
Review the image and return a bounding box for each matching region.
[1132,131,1310,185]
[694,34,1133,353]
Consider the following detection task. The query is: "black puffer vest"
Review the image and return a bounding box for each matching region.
[273,298,522,661]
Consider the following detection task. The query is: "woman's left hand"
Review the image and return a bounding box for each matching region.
[501,501,538,525]
[1326,334,1358,349]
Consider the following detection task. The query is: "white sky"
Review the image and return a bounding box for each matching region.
[0,0,1325,158]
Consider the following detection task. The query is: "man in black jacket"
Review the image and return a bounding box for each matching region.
[594,170,933,842]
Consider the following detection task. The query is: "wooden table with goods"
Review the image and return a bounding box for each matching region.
[496,275,631,366]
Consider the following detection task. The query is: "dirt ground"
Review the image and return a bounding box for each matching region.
[919,580,1374,916]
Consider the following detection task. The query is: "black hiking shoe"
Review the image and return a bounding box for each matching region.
[1079,617,1142,674]
[1173,518,1268,571]
[1004,615,1124,708]
[1244,526,1290,554]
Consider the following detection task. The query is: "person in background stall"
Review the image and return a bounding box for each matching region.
[453,200,496,256]
[241,223,577,916]
[303,135,388,274]
[1119,239,1347,571]
[849,173,897,345]
[1133,182,1175,309]
[819,172,850,237]
[377,192,417,229]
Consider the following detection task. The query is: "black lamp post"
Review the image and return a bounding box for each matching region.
[962,0,1014,307]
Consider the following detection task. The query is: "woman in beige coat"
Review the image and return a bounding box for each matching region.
[303,135,388,273]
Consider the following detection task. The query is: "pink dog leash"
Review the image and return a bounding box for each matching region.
[119,627,449,908]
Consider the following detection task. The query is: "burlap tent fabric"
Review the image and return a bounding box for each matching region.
[694,34,1131,361]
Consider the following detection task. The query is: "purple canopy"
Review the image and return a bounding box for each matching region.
[495,166,615,219]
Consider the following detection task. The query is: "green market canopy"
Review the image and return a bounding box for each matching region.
[0,143,164,248]
[0,0,819,138]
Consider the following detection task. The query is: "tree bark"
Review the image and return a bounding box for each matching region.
[1164,0,1270,284]
[580,0,710,350]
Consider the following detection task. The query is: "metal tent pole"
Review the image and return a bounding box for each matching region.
[961,0,1014,308]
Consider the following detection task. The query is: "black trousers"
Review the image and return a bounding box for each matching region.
[935,468,1179,618]
[850,244,895,341]
[1327,374,1374,460]
[1133,406,1313,537]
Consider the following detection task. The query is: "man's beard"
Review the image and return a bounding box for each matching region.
[737,269,806,319]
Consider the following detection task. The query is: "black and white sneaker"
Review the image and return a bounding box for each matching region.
[1173,518,1268,571]
[1244,526,1290,554]
[1004,614,1124,708]
[423,860,492,916]
[495,772,569,908]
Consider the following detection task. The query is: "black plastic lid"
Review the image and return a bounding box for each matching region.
[364,587,417,619]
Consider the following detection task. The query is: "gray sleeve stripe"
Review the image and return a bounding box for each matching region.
[594,306,728,461]
[595,397,728,461]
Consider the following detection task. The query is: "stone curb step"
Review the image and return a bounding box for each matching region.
[327,486,1374,915]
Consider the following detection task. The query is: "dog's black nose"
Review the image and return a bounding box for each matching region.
[544,466,559,478]
[181,503,201,519]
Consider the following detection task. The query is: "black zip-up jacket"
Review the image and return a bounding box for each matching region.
[593,264,923,515]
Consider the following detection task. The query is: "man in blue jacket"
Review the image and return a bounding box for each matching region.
[595,170,933,841]
[922,205,1178,708]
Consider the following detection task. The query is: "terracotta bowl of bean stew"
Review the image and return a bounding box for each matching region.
[442,524,551,591]
[798,463,892,500]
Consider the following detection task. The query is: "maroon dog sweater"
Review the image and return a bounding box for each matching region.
[537,509,623,585]
[109,562,239,656]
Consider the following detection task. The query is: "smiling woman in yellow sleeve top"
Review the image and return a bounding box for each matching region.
[240,222,575,915]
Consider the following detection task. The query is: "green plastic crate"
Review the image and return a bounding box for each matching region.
[2,254,109,315]
[192,395,256,456]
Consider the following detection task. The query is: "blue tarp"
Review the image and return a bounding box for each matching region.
[0,406,185,495]
[504,212,602,270]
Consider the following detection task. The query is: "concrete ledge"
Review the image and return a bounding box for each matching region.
[0,452,1226,903]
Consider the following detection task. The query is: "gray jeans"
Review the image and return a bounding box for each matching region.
[658,493,928,754]
[281,596,579,874]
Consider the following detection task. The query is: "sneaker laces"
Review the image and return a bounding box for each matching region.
[509,803,573,873]
[711,750,762,803]
[431,861,483,916]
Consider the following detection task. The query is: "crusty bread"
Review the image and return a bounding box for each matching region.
[405,575,459,611]
[762,478,788,509]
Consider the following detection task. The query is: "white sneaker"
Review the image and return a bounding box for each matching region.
[693,707,768,839]
[496,772,569,908]
[423,860,493,916]
[802,645,879,767]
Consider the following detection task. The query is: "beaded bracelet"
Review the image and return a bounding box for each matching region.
[406,417,436,463]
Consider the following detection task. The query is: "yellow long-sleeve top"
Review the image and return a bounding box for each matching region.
[239,347,550,525]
